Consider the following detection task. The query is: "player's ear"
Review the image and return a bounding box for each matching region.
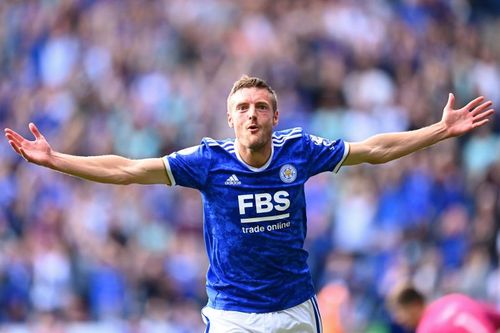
[226,96,234,128]
[272,109,279,126]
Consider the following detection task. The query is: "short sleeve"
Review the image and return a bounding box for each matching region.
[163,143,211,190]
[304,132,350,177]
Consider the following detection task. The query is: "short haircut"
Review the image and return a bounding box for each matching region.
[228,75,278,112]
[387,285,426,308]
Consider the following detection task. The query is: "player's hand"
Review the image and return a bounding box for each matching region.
[4,123,53,166]
[441,93,494,138]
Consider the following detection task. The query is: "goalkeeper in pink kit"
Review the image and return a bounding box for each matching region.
[388,285,500,333]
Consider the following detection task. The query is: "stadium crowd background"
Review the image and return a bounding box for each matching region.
[0,0,499,332]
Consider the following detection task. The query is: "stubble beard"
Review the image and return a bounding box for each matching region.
[239,129,272,152]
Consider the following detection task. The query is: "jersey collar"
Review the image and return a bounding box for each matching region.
[234,139,274,172]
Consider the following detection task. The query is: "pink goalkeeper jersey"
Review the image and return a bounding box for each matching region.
[417,294,500,333]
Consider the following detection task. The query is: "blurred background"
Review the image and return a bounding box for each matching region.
[0,0,499,332]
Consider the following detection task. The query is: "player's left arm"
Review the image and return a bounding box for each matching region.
[344,93,494,165]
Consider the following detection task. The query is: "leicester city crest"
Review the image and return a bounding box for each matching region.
[280,164,297,183]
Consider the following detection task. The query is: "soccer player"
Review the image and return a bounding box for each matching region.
[4,76,495,332]
[387,285,500,333]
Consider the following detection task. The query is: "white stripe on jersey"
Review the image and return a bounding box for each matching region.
[221,141,234,148]
[205,138,235,153]
[273,134,303,146]
[162,156,176,186]
[272,127,302,139]
[272,128,302,142]
[240,213,290,223]
[205,137,217,143]
[333,141,349,173]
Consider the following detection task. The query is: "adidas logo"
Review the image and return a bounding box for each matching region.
[225,174,241,185]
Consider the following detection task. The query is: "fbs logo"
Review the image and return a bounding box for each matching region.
[237,191,290,223]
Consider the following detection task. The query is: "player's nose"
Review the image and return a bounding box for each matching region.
[248,105,257,119]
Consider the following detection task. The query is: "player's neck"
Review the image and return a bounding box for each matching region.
[236,141,272,168]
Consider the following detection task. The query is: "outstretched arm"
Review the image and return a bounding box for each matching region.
[344,94,494,165]
[4,123,171,185]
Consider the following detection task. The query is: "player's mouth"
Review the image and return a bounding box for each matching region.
[247,124,259,133]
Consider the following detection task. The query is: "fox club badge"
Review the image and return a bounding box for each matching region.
[280,164,297,183]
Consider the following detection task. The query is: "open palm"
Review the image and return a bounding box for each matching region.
[4,123,53,166]
[442,93,494,137]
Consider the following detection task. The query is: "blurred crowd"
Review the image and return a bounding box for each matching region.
[0,0,499,332]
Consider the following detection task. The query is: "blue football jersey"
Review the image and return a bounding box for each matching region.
[163,127,349,313]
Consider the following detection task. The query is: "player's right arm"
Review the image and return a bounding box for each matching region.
[4,123,170,185]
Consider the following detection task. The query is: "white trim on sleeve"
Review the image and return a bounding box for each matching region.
[333,141,350,174]
[162,156,176,186]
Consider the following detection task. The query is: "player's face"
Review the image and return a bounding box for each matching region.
[227,87,279,151]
